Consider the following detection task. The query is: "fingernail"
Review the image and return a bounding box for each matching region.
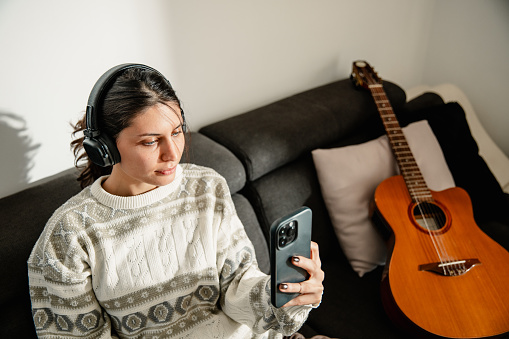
[281,284,288,290]
[293,257,300,263]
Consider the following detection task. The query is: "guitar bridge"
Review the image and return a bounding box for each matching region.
[419,259,481,276]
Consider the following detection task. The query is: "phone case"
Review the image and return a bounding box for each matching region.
[270,206,312,308]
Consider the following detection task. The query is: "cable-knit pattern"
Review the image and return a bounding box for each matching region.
[28,164,312,338]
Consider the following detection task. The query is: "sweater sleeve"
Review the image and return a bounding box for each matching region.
[27,214,117,338]
[216,199,313,336]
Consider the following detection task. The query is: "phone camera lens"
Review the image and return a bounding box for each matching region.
[287,226,296,237]
[279,237,286,248]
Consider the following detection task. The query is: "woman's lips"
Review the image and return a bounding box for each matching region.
[155,167,176,175]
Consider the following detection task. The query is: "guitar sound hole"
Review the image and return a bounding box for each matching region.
[413,202,446,231]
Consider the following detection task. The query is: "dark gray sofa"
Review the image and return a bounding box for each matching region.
[1,78,508,338]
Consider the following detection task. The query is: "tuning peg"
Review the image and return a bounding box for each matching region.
[350,74,362,89]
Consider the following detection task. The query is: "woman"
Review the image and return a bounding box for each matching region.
[28,64,325,338]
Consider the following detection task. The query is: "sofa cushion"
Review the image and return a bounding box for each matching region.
[200,79,407,181]
[312,120,455,277]
[403,91,445,112]
[306,261,405,339]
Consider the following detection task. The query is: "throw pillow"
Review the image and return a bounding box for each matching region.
[312,120,455,277]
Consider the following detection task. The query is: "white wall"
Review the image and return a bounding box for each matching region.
[424,0,509,155]
[0,0,176,197]
[161,1,434,128]
[0,0,507,199]
[423,0,509,160]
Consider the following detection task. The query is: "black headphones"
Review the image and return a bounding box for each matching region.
[83,63,186,167]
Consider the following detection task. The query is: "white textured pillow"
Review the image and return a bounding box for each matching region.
[312,120,455,277]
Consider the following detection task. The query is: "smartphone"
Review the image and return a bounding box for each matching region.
[270,206,312,308]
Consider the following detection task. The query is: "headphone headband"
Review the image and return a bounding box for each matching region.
[85,63,174,134]
[83,63,184,167]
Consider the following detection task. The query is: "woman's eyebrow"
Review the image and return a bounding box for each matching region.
[136,124,183,137]
[137,133,161,137]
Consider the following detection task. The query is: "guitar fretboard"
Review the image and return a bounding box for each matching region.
[369,84,433,202]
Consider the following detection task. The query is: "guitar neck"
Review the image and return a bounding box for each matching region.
[368,84,433,202]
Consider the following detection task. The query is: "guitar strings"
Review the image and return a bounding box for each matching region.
[413,193,466,275]
[414,195,461,275]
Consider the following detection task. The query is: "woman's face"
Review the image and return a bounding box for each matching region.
[103,102,185,196]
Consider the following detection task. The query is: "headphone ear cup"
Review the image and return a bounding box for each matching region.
[83,134,121,167]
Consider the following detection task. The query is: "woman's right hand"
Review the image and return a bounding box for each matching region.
[279,241,324,307]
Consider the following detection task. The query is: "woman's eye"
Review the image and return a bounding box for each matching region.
[143,140,157,146]
[172,129,182,137]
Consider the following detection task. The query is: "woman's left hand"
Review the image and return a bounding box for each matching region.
[280,241,325,307]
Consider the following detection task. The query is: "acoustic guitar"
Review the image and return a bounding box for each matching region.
[351,60,509,338]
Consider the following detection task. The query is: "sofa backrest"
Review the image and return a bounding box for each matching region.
[199,79,407,257]
[200,79,407,182]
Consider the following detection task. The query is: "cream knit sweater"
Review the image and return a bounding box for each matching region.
[28,164,312,338]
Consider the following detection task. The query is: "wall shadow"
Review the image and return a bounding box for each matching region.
[0,112,41,198]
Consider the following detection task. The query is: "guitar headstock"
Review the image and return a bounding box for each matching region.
[351,60,382,89]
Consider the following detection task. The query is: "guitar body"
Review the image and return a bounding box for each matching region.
[376,175,509,338]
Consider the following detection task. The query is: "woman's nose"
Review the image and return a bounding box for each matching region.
[160,139,180,162]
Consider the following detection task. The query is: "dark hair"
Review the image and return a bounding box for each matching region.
[71,67,187,188]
